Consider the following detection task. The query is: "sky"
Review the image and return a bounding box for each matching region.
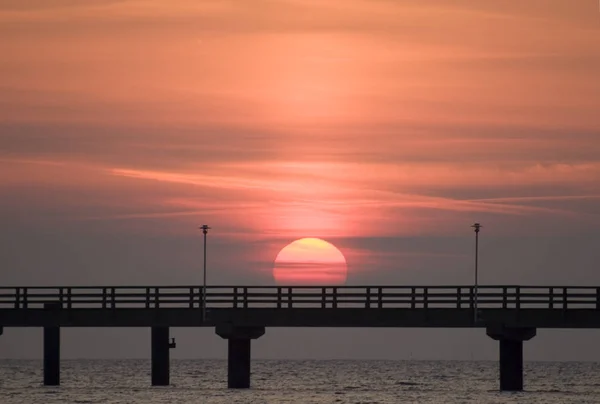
[1,0,600,361]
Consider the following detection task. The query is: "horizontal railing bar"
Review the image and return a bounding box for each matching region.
[0,297,595,301]
[3,292,596,300]
[5,297,593,304]
[1,285,599,290]
[4,289,597,295]
[0,304,550,307]
[3,291,424,296]
[0,296,595,300]
[6,301,589,307]
[16,296,598,301]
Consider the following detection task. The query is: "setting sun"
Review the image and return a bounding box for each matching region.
[273,238,348,285]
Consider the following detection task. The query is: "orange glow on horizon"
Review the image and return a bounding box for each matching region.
[273,238,347,285]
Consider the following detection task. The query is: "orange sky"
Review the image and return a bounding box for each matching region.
[0,0,599,286]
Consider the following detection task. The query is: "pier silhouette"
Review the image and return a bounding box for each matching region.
[2,284,600,390]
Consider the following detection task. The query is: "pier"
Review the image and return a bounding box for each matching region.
[1,285,600,390]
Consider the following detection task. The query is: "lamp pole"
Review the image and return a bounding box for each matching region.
[471,222,482,324]
[200,224,211,322]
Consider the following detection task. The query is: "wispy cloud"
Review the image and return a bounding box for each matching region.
[109,161,600,195]
[472,195,600,203]
[106,161,600,232]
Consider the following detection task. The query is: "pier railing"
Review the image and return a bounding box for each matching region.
[1,286,600,310]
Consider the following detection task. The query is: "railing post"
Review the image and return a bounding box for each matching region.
[15,287,21,309]
[549,288,554,309]
[470,287,474,310]
[154,287,160,309]
[515,287,521,310]
[288,287,292,308]
[67,288,72,309]
[596,288,600,310]
[243,287,248,309]
[102,288,107,309]
[378,287,383,309]
[277,287,282,309]
[424,288,428,310]
[59,288,64,307]
[503,287,508,309]
[111,287,116,309]
[146,288,151,309]
[321,288,326,309]
[234,287,239,309]
[332,287,338,309]
[457,287,461,309]
[23,288,28,309]
[563,287,568,310]
[411,287,416,309]
[189,287,194,309]
[365,288,371,309]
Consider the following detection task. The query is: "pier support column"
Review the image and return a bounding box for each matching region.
[215,325,265,389]
[487,326,536,391]
[151,326,176,386]
[44,303,61,386]
[0,326,3,336]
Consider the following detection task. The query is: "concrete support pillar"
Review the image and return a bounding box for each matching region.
[487,326,536,392]
[151,326,176,386]
[228,338,251,388]
[215,325,265,389]
[44,303,61,386]
[0,326,3,336]
[44,325,60,386]
[499,339,523,391]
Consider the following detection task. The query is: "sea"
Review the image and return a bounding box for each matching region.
[1,359,600,404]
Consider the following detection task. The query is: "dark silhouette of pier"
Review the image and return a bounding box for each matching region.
[2,285,600,390]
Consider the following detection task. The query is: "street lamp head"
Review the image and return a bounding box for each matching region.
[471,222,482,233]
[200,224,211,235]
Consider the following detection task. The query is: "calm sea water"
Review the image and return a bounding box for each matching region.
[1,359,599,403]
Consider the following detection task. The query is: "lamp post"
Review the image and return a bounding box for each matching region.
[471,222,482,323]
[200,224,211,322]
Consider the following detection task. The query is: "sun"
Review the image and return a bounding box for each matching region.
[273,238,347,285]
